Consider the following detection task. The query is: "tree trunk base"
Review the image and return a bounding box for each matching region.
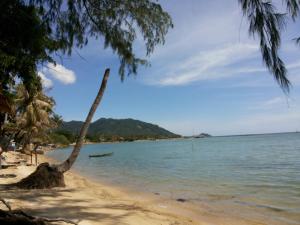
[13,163,65,189]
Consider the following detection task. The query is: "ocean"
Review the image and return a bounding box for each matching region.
[47,132,300,224]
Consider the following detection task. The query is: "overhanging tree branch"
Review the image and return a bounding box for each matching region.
[238,0,291,93]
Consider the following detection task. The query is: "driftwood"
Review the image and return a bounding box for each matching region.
[89,152,113,158]
[0,198,78,225]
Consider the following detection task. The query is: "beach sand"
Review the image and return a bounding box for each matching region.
[0,152,266,225]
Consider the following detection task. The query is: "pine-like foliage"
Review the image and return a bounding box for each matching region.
[239,0,300,92]
[0,0,173,94]
[30,0,173,79]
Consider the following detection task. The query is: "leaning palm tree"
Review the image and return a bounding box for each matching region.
[57,69,110,173]
[15,69,110,189]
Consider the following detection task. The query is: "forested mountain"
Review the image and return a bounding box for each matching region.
[54,118,180,143]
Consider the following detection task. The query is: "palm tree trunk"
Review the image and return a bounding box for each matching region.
[31,145,39,165]
[35,150,37,165]
[57,69,110,173]
[34,146,38,166]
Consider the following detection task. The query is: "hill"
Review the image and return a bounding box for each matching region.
[194,133,211,138]
[54,118,180,143]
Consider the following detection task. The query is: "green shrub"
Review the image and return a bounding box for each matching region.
[49,133,70,146]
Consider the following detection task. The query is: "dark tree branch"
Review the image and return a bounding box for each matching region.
[0,198,12,211]
[0,199,78,224]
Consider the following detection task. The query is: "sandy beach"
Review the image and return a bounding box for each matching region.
[0,151,271,225]
[0,152,199,225]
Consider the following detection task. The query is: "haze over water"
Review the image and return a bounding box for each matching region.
[48,132,300,224]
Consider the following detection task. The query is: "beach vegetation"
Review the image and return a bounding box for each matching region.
[49,133,70,147]
[0,0,173,96]
[13,84,57,152]
[56,118,179,143]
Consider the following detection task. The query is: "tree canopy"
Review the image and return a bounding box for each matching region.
[0,0,60,95]
[0,0,173,94]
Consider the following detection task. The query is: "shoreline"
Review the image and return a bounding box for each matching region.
[43,153,208,224]
[64,137,186,147]
[0,151,274,225]
[0,152,200,225]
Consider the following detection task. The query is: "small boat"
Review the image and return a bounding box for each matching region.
[89,152,113,158]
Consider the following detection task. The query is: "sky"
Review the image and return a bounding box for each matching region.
[39,0,300,136]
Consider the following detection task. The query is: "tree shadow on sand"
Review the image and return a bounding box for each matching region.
[0,184,175,225]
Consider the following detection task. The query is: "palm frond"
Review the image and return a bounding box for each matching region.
[14,83,59,145]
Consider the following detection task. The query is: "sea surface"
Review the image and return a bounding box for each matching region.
[47,132,300,224]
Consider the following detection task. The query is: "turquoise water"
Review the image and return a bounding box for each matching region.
[47,133,300,224]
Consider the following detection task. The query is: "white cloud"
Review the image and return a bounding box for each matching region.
[38,72,53,88]
[248,97,293,111]
[45,63,76,84]
[287,60,300,70]
[150,1,248,60]
[263,97,288,106]
[139,0,261,86]
[153,43,259,86]
[39,63,76,87]
[286,61,300,86]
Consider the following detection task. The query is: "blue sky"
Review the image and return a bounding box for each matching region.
[39,0,300,136]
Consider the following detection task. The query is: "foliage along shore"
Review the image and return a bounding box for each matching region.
[50,118,181,147]
[50,133,184,148]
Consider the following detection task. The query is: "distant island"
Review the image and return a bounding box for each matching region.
[184,133,212,138]
[193,133,211,138]
[50,118,181,146]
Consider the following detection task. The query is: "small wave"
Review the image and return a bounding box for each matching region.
[244,184,291,189]
[234,200,286,212]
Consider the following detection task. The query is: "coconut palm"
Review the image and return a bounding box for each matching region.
[14,84,56,153]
